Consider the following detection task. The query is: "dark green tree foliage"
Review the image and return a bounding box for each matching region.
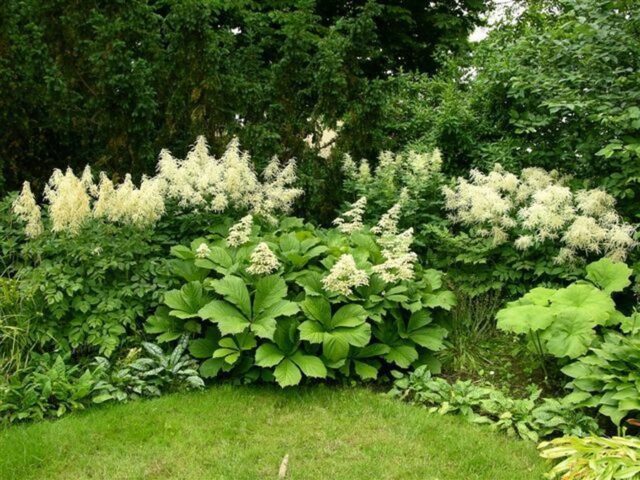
[0,0,487,195]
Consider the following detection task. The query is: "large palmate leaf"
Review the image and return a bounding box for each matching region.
[212,332,257,366]
[255,342,327,387]
[496,304,554,335]
[551,284,615,325]
[543,309,597,359]
[164,281,210,319]
[585,258,632,294]
[299,297,370,361]
[198,275,297,340]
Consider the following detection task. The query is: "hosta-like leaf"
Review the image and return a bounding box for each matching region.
[274,358,302,387]
[290,351,327,378]
[211,276,251,318]
[496,304,554,334]
[551,284,614,325]
[586,258,632,294]
[255,343,285,367]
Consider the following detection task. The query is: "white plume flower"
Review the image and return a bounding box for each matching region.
[371,203,401,235]
[333,197,367,234]
[247,242,280,275]
[373,228,418,283]
[227,215,253,247]
[195,243,211,259]
[43,167,91,235]
[322,254,369,296]
[12,182,44,238]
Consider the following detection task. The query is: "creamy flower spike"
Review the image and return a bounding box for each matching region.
[247,242,280,275]
[322,254,369,296]
[444,163,636,262]
[333,197,367,234]
[227,215,253,247]
[371,203,401,236]
[12,182,44,238]
[195,243,211,259]
[373,227,418,283]
[43,167,92,235]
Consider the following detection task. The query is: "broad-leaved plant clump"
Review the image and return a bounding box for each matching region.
[147,203,456,387]
[496,258,632,360]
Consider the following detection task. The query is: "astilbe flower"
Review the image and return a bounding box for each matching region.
[12,182,44,238]
[322,254,369,296]
[43,167,92,235]
[227,215,253,247]
[92,173,165,227]
[246,242,280,275]
[371,203,401,235]
[333,197,367,234]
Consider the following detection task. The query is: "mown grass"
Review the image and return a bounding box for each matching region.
[0,385,546,480]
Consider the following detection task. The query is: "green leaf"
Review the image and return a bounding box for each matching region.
[332,323,371,347]
[331,304,368,328]
[551,284,614,325]
[354,360,378,380]
[544,310,597,358]
[585,258,632,294]
[323,335,350,361]
[519,287,555,306]
[251,315,277,340]
[198,300,249,335]
[257,299,299,320]
[298,320,326,343]
[301,296,332,325]
[496,304,554,334]
[385,344,418,368]
[164,281,207,319]
[274,358,302,387]
[189,338,216,358]
[423,290,456,310]
[200,358,224,378]
[410,326,448,351]
[212,276,251,318]
[255,343,285,367]
[253,275,287,316]
[290,351,327,378]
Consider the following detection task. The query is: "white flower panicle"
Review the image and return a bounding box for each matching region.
[157,136,302,217]
[227,215,253,247]
[15,136,302,237]
[12,182,44,238]
[371,203,401,236]
[444,163,636,262]
[43,167,92,234]
[195,243,211,259]
[333,197,367,234]
[246,242,280,275]
[322,254,369,296]
[373,227,418,283]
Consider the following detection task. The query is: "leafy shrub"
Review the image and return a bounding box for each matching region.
[539,435,640,480]
[390,366,600,442]
[496,259,632,361]
[147,213,455,387]
[562,331,640,426]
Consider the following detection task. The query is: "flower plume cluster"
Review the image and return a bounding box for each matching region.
[443,164,635,262]
[13,137,303,236]
[322,254,369,295]
[247,242,280,275]
[333,197,367,234]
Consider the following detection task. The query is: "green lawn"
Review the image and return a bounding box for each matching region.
[0,385,546,480]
